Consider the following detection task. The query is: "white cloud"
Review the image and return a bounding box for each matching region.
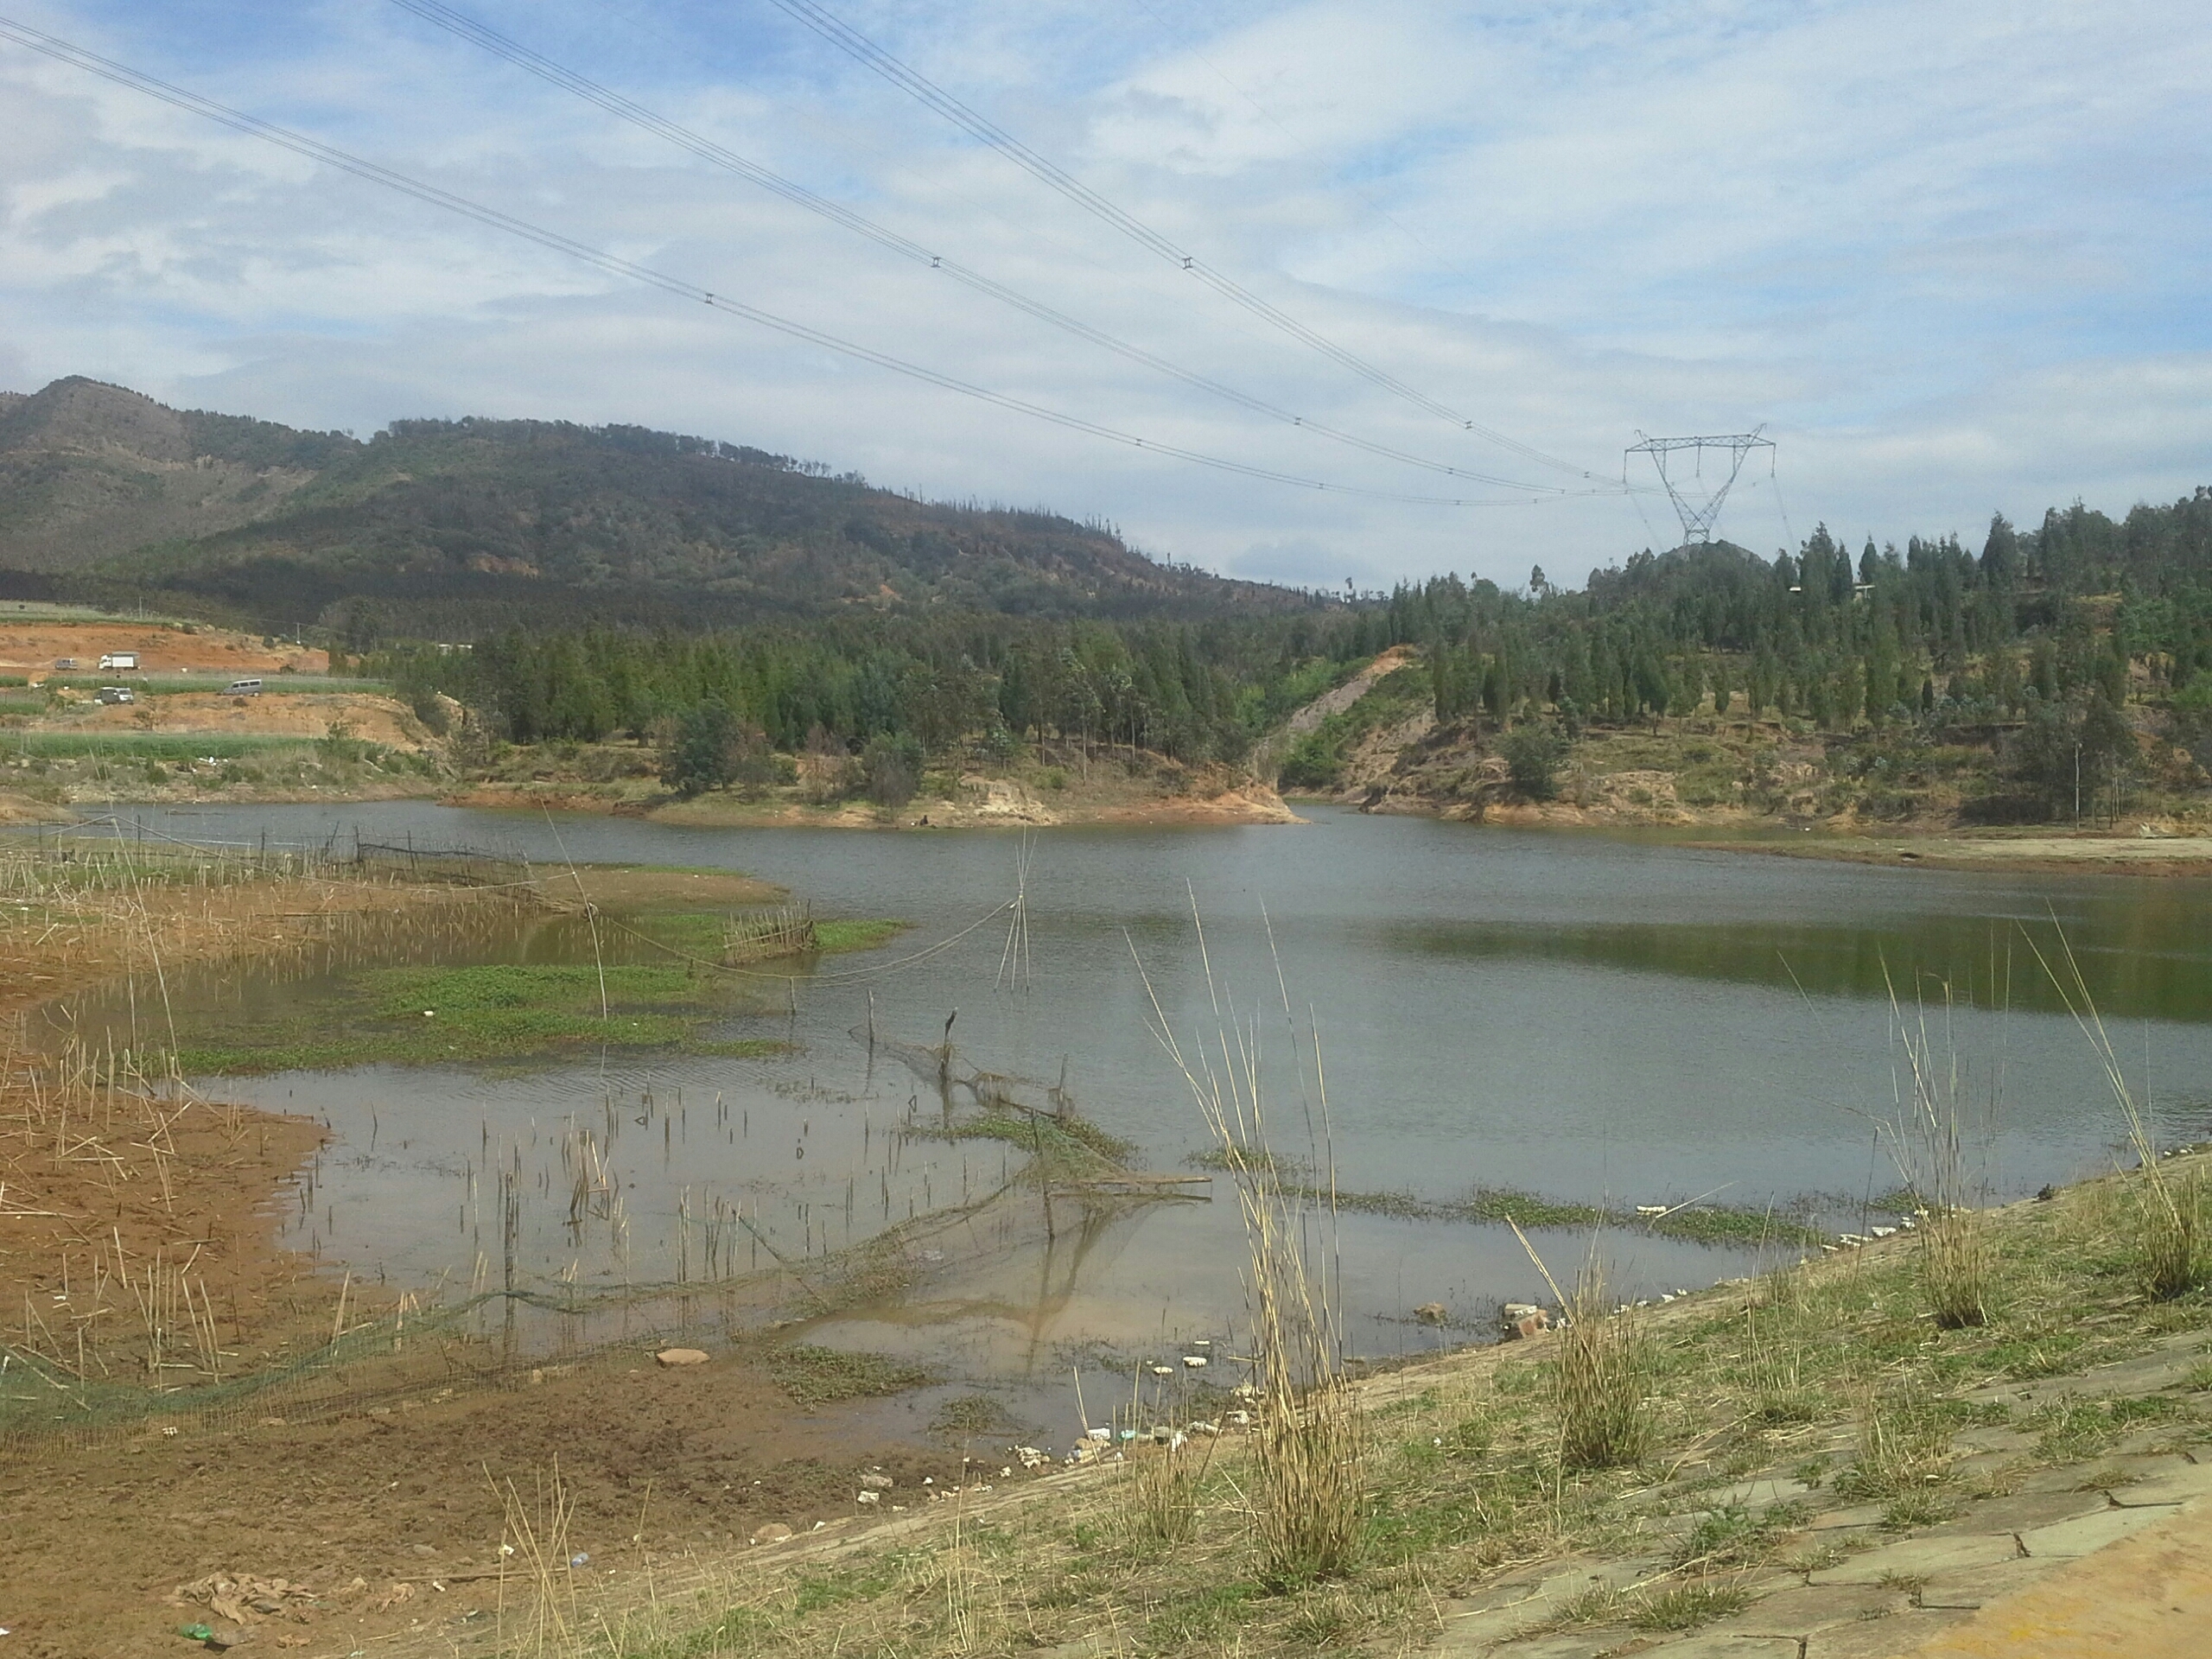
[0,0,2206,585]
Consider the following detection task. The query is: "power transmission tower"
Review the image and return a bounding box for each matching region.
[1625,429,1775,544]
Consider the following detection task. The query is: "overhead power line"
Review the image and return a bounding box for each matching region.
[385,0,1563,493]
[0,12,1586,509]
[760,0,1615,486]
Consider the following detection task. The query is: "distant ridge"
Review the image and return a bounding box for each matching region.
[0,377,1304,632]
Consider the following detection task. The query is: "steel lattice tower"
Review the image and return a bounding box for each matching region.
[1625,429,1774,544]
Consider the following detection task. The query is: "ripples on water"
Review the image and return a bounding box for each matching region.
[35,803,2212,1409]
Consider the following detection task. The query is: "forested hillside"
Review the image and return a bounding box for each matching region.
[1276,498,2212,823]
[0,377,1294,631]
[378,490,2212,826]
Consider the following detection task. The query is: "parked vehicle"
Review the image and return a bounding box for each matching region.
[96,686,135,705]
[97,652,139,671]
[225,678,264,696]
[52,657,77,671]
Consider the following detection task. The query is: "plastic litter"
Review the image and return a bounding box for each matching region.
[569,1553,589,1567]
[177,1627,214,1644]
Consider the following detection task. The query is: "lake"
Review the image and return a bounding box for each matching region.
[33,802,2212,1421]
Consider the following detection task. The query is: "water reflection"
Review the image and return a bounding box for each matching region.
[23,802,2212,1398]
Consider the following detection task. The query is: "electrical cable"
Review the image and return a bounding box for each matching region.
[0,13,1586,509]
[759,0,1615,484]
[384,0,1567,494]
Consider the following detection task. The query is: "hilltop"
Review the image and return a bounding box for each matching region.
[0,377,1301,633]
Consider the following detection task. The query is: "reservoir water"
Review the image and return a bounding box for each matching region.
[35,802,2212,1411]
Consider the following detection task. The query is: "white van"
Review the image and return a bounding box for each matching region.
[225,678,264,696]
[97,652,139,671]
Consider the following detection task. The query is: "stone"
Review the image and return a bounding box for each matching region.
[859,1471,893,1490]
[1635,1636,1799,1658]
[855,1490,880,1505]
[1181,1354,1207,1367]
[1414,1301,1448,1325]
[1808,1530,2024,1585]
[1728,1580,1913,1634]
[1919,1491,2111,1537]
[655,1347,709,1367]
[1804,1609,1977,1657]
[1802,1501,1891,1531]
[2019,1503,2178,1558]
[203,1627,251,1652]
[1705,1476,1816,1511]
[2107,1459,2212,1507]
[1504,1307,1551,1339]
[1910,1556,2060,1610]
[750,1523,793,1545]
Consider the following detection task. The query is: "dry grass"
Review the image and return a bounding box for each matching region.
[1878,969,1990,1328]
[1135,901,1364,1585]
[1126,1436,1209,1546]
[494,1460,583,1656]
[1557,1256,1656,1470]
[2028,925,2208,1300]
[1840,1388,1956,1499]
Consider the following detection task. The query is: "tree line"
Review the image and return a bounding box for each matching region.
[378,486,2212,817]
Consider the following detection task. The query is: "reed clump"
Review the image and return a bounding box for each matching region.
[1135,907,1363,1586]
[1879,970,1989,1329]
[1126,1438,1207,1546]
[2029,927,2209,1301]
[1556,1259,1655,1471]
[1837,1388,1955,1499]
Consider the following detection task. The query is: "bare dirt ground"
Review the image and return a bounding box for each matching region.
[0,858,995,1657]
[41,688,435,751]
[0,1348,989,1659]
[0,619,325,677]
[1691,832,2212,875]
[455,752,1300,829]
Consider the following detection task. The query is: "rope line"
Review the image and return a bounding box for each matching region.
[387,0,1569,495]
[763,0,1616,484]
[0,13,1579,510]
[597,899,1016,986]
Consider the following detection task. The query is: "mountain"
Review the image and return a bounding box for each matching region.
[0,378,1298,634]
[0,378,353,575]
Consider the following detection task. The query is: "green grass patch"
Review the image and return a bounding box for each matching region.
[41,674,393,696]
[619,910,907,963]
[173,962,766,1073]
[815,918,908,954]
[1461,1185,1823,1247]
[3,731,308,761]
[761,1344,931,1408]
[1630,1582,1752,1632]
[911,1108,1135,1175]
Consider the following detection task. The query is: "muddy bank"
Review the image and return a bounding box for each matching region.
[445,768,1300,829]
[0,1341,1001,1659]
[1682,829,2212,875]
[0,851,1007,1656]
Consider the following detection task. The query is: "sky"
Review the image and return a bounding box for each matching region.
[1,0,2208,589]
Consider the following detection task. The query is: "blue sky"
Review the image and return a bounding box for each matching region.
[2,0,2207,586]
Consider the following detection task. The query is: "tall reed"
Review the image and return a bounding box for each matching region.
[2027,925,2206,1300]
[1879,969,1989,1328]
[494,1460,582,1656]
[1133,904,1362,1584]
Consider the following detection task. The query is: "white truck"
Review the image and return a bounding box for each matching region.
[97,652,139,671]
